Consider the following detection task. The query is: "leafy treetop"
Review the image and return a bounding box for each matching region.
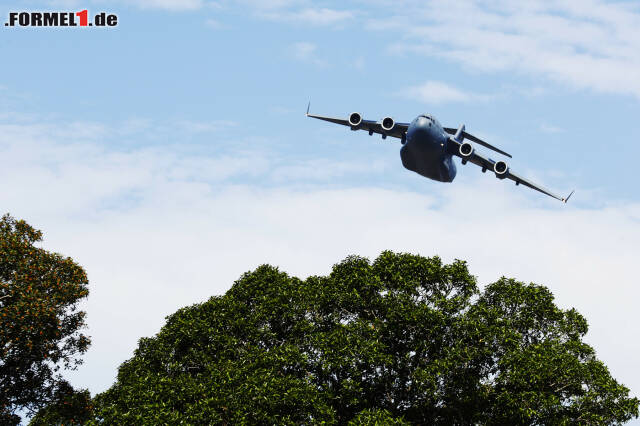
[91,251,638,425]
[0,214,90,425]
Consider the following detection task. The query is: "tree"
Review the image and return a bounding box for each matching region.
[28,381,93,426]
[91,251,638,425]
[0,214,90,424]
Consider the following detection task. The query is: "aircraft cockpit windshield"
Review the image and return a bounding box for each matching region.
[419,114,439,127]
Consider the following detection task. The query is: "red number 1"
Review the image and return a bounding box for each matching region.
[76,9,88,26]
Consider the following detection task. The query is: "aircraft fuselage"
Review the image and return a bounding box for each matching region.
[400,114,457,182]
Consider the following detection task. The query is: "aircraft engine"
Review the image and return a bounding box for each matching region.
[494,160,509,178]
[381,116,395,132]
[459,142,474,157]
[349,112,362,127]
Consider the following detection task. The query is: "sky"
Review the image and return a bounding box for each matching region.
[1,0,640,421]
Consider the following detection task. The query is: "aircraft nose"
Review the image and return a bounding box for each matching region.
[407,115,439,149]
[412,116,432,134]
[418,115,433,127]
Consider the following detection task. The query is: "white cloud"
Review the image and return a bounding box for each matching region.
[262,7,354,25]
[373,0,640,99]
[270,157,389,182]
[48,0,212,10]
[131,0,205,10]
[173,119,237,133]
[290,41,326,66]
[235,0,301,10]
[232,0,353,26]
[45,0,82,6]
[2,117,640,409]
[402,80,492,104]
[294,8,353,25]
[205,18,226,29]
[291,41,315,59]
[539,123,564,134]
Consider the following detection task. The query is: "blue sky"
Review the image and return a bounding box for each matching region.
[2,0,640,421]
[3,0,640,200]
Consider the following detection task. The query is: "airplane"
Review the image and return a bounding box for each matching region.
[306,104,573,203]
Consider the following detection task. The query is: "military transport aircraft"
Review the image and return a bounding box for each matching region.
[307,105,573,203]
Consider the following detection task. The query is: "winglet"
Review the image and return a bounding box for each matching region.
[306,101,310,116]
[563,190,575,203]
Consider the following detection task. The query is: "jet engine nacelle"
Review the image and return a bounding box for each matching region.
[381,116,395,132]
[458,141,474,165]
[494,161,509,179]
[459,142,474,157]
[349,112,363,128]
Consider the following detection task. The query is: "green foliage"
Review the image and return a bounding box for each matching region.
[0,214,90,422]
[91,251,638,425]
[28,381,93,426]
[347,408,410,425]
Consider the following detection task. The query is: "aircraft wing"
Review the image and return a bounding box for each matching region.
[306,107,409,140]
[447,138,573,203]
[444,127,512,158]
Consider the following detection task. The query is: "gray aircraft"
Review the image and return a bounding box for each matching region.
[307,105,573,203]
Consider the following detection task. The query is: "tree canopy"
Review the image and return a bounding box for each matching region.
[92,251,638,425]
[28,381,93,426]
[0,214,90,425]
